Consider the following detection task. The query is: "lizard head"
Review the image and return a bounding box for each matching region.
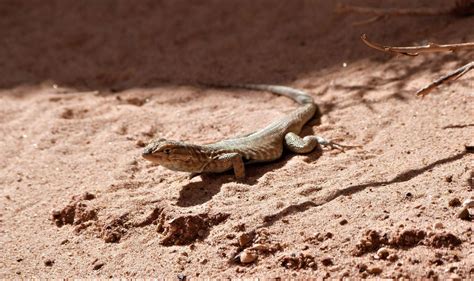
[142,138,208,172]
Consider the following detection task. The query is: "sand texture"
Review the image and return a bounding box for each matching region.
[1,0,473,278]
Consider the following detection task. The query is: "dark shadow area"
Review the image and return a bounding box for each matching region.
[259,150,468,228]
[328,54,467,114]
[1,0,471,92]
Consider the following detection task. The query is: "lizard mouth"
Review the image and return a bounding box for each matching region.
[142,150,159,162]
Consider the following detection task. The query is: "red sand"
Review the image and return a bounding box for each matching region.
[1,0,473,278]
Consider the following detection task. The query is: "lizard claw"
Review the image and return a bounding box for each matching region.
[188,172,201,179]
[321,140,361,152]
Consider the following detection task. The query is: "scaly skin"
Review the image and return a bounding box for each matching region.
[142,84,344,179]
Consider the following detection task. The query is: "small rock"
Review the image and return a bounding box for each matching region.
[321,257,333,266]
[434,222,444,229]
[465,144,474,152]
[448,198,462,207]
[376,247,390,260]
[387,253,399,262]
[462,199,474,208]
[457,207,470,220]
[81,192,96,200]
[240,250,257,264]
[177,273,186,281]
[238,233,254,247]
[93,262,105,270]
[249,243,267,251]
[445,175,453,183]
[339,219,348,225]
[44,259,54,267]
[367,266,382,275]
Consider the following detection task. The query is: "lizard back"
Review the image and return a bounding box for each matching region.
[205,85,318,162]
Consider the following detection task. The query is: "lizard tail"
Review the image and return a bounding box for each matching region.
[201,83,314,105]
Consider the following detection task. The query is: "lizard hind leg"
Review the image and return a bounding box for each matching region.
[284,132,321,154]
[285,132,351,153]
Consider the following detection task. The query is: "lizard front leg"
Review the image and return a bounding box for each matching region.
[216,153,245,179]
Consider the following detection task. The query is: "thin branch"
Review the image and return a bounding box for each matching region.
[351,15,385,26]
[416,61,474,97]
[335,2,474,25]
[361,34,474,56]
[335,3,451,17]
[361,34,474,96]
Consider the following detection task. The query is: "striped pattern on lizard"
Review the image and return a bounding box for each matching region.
[142,84,347,180]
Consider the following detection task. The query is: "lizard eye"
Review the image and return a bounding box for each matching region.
[163,148,171,154]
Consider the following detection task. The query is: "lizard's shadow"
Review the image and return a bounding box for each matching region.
[176,147,323,207]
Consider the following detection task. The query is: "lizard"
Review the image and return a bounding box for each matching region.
[142,84,348,180]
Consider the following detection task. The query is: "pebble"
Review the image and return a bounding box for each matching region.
[434,222,444,229]
[444,175,453,182]
[367,266,383,275]
[448,198,461,207]
[92,262,105,270]
[250,243,268,251]
[238,233,253,247]
[462,199,474,208]
[339,219,348,225]
[376,247,390,260]
[321,257,333,266]
[455,198,474,220]
[388,253,399,262]
[240,250,257,264]
[44,259,54,267]
[456,207,470,220]
[177,273,186,281]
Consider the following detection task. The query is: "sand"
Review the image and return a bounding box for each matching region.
[1,0,473,278]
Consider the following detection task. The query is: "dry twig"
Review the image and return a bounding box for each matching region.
[361,34,474,56]
[415,62,473,96]
[361,34,473,96]
[336,1,474,18]
[336,3,450,17]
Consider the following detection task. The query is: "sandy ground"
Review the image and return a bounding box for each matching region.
[1,0,473,279]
